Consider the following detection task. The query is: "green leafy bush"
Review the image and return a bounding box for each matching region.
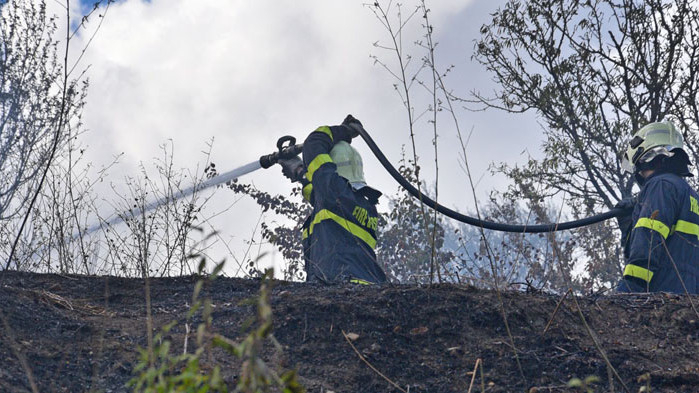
[129,264,304,393]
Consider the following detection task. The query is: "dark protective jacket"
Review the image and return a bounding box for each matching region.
[618,172,699,294]
[299,125,387,284]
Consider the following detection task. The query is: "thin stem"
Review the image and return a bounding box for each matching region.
[342,330,407,392]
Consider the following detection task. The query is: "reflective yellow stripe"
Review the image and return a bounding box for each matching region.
[302,183,313,202]
[672,219,699,237]
[307,209,377,249]
[635,217,670,239]
[302,228,308,240]
[623,264,654,283]
[691,196,699,215]
[314,126,333,142]
[305,154,332,182]
[350,278,372,285]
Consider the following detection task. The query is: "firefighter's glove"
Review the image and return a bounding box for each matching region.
[333,114,364,144]
[615,196,636,215]
[278,156,305,183]
[614,196,636,234]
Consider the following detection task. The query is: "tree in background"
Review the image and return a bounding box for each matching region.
[1,0,88,270]
[0,1,83,221]
[449,191,579,292]
[473,0,699,289]
[378,155,456,284]
[1,0,117,272]
[475,0,699,208]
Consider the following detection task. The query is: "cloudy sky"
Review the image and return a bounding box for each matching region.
[47,0,543,274]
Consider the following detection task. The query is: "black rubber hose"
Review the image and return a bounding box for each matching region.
[355,126,625,233]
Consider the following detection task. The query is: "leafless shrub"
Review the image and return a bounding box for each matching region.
[226,181,311,281]
[99,142,216,278]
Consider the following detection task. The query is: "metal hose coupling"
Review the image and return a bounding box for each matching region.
[259,135,304,169]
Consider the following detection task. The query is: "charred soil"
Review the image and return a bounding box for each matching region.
[0,271,698,392]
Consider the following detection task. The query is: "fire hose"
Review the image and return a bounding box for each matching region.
[259,128,625,233]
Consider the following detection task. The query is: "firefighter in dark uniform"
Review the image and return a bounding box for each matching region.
[617,121,699,294]
[279,115,387,284]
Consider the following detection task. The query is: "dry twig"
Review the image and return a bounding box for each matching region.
[543,288,571,335]
[40,290,74,310]
[570,294,630,393]
[341,329,407,393]
[466,358,484,393]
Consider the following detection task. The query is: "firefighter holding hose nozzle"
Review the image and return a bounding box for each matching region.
[617,121,699,294]
[278,115,387,285]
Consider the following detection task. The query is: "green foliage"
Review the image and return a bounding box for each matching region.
[128,259,228,392]
[212,270,304,393]
[128,322,227,393]
[128,263,304,393]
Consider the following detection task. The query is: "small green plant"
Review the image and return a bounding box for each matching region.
[128,321,227,392]
[128,260,304,393]
[128,258,228,392]
[212,269,304,393]
[567,375,600,393]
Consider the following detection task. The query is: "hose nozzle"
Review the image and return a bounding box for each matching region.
[259,135,303,168]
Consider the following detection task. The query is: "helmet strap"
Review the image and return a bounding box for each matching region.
[634,172,647,187]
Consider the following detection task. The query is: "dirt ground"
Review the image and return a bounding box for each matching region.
[0,271,698,393]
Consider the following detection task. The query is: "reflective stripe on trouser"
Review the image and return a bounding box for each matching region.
[302,209,376,249]
[624,264,654,283]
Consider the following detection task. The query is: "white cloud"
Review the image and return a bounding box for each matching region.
[54,0,544,273]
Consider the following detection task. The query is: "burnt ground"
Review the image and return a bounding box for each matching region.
[0,271,698,393]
